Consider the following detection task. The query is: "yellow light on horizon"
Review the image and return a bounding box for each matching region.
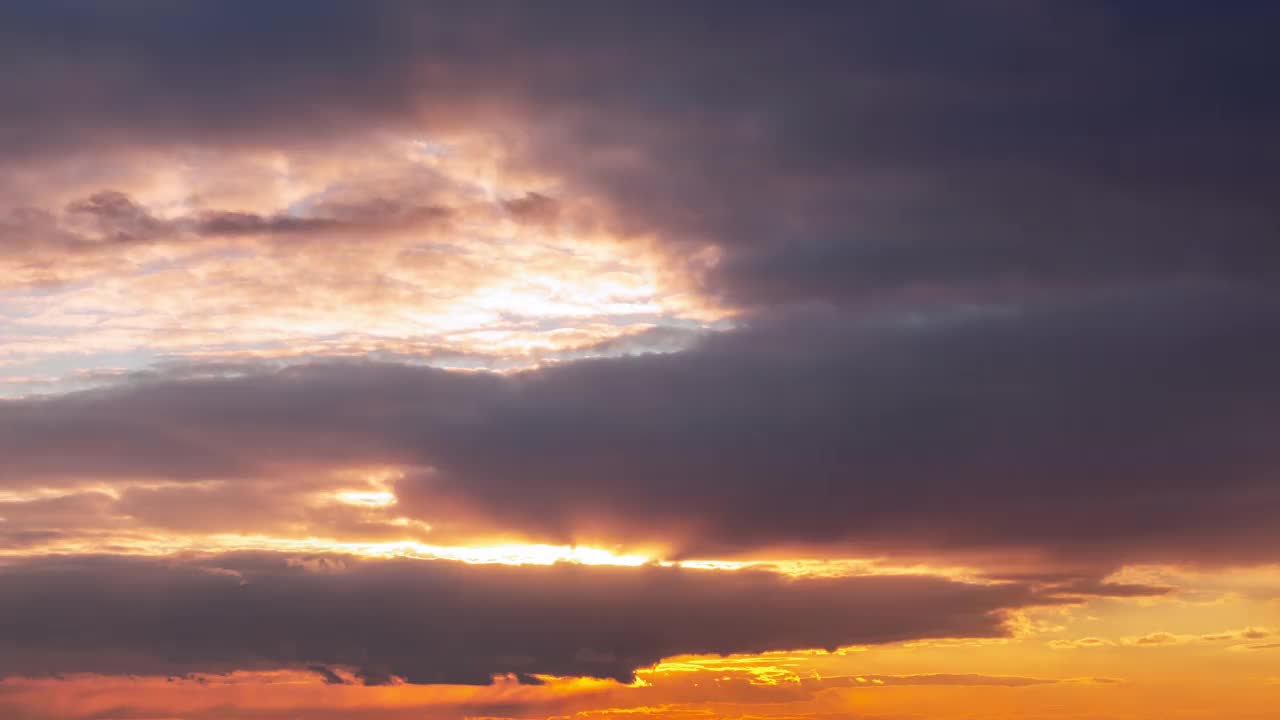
[0,529,999,579]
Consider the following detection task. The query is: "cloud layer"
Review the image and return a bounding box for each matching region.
[3,287,1278,567]
[0,553,1035,684]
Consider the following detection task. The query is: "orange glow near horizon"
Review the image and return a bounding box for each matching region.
[6,614,1280,720]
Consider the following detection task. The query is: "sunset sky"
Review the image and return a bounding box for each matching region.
[2,3,1279,719]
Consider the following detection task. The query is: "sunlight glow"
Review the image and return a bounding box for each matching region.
[0,535,655,567]
[0,530,993,580]
[332,489,397,507]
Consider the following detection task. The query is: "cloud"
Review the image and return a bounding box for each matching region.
[991,574,1173,599]
[44,188,454,251]
[1048,637,1113,650]
[0,671,609,720]
[0,151,711,386]
[1053,627,1276,650]
[0,553,1036,684]
[1126,632,1184,647]
[3,287,1279,568]
[1,2,1276,309]
[844,673,1055,687]
[307,665,349,686]
[0,665,1120,720]
[1203,627,1271,642]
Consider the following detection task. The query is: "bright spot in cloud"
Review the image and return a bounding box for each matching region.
[333,489,397,507]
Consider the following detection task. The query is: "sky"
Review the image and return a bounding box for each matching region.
[1,2,1278,719]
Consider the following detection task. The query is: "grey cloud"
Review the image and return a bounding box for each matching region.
[0,553,1036,684]
[502,192,560,226]
[306,665,348,685]
[1,3,1276,303]
[1,2,1278,573]
[191,201,452,239]
[1,287,1278,567]
[0,190,455,288]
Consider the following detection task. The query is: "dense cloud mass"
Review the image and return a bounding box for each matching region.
[3,287,1278,563]
[0,554,1035,684]
[2,1,1277,299]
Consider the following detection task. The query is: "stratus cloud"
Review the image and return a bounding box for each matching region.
[2,287,1278,567]
[0,553,1038,685]
[0,668,1099,720]
[1,185,452,282]
[0,671,612,720]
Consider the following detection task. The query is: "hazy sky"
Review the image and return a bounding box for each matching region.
[1,3,1278,719]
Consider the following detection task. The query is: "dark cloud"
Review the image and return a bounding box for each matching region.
[306,665,348,685]
[190,201,452,239]
[2,286,1278,567]
[0,1,433,156]
[0,1,1277,588]
[395,287,1280,564]
[502,192,560,226]
[64,191,169,244]
[2,2,1276,303]
[0,674,598,720]
[0,553,1035,684]
[0,189,453,283]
